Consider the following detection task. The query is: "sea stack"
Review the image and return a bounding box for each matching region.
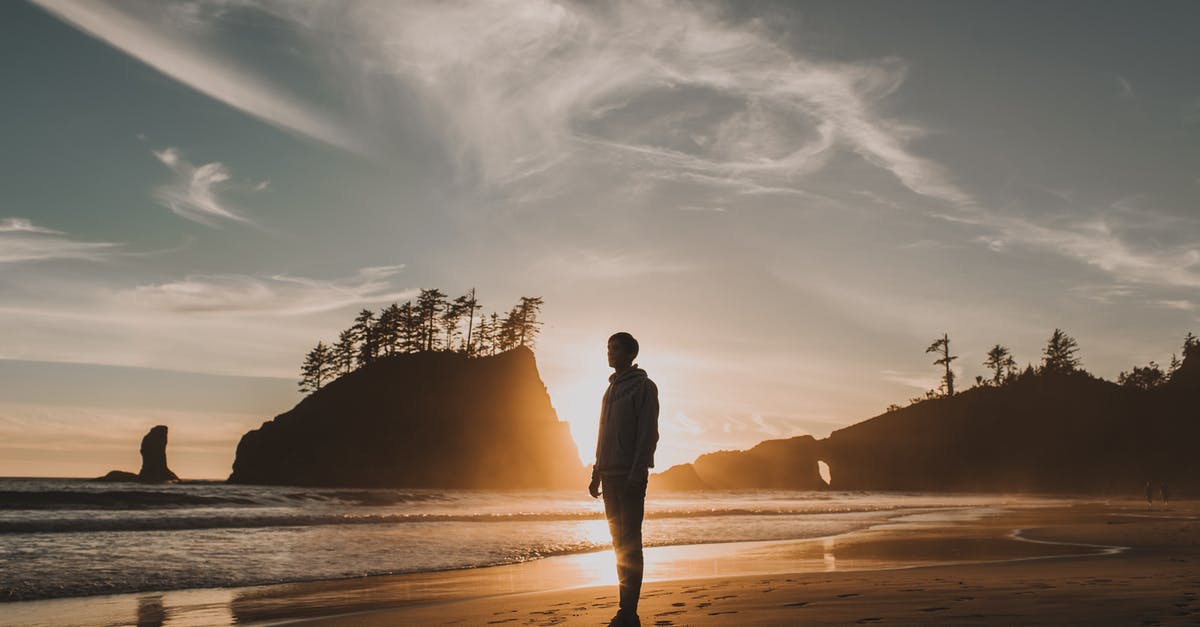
[96,424,180,483]
[137,425,179,482]
[229,346,586,488]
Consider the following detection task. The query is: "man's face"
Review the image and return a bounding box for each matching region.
[607,338,635,369]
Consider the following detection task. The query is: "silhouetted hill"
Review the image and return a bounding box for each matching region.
[229,347,586,488]
[821,355,1200,494]
[652,436,827,491]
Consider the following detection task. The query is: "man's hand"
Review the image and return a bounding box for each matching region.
[626,468,648,491]
[588,475,602,499]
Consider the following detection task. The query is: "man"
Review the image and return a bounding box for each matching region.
[589,331,659,627]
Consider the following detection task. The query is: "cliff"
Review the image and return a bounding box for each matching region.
[228,346,586,488]
[820,354,1200,494]
[96,425,180,483]
[652,435,827,491]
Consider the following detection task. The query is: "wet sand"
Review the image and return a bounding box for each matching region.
[7,499,1198,626]
[289,501,1200,626]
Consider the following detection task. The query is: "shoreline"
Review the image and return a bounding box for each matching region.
[10,499,1193,626]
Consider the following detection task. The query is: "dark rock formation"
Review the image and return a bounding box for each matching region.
[651,463,710,491]
[96,425,180,483]
[820,352,1200,494]
[138,425,179,482]
[651,436,827,491]
[228,346,587,488]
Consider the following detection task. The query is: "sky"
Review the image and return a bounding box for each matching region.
[2,0,1198,479]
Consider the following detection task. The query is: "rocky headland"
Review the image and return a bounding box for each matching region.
[228,346,586,488]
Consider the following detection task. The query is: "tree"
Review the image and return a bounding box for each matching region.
[483,312,502,355]
[352,308,379,367]
[399,301,423,354]
[377,303,404,356]
[416,289,447,351]
[499,306,522,352]
[1183,331,1199,360]
[1118,362,1166,390]
[515,296,545,347]
[440,298,465,352]
[1042,328,1081,374]
[925,333,958,397]
[983,344,1017,386]
[1169,353,1182,376]
[457,288,483,355]
[332,329,355,375]
[299,341,334,393]
[474,307,493,356]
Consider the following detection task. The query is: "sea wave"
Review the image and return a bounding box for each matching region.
[0,487,455,510]
[0,505,908,534]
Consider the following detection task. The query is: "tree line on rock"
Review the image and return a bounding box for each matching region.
[888,329,1199,410]
[299,289,544,392]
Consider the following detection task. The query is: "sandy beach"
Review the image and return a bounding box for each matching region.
[10,498,1197,626]
[284,500,1199,626]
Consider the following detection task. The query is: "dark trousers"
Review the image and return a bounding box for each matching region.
[602,475,647,615]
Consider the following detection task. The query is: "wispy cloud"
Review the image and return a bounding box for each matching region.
[31,0,364,153]
[42,1,969,209]
[0,218,119,263]
[124,265,414,315]
[535,248,691,281]
[0,265,415,377]
[956,208,1200,289]
[312,0,969,205]
[151,147,256,227]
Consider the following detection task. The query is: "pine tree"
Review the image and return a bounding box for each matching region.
[377,303,404,356]
[299,341,334,393]
[399,301,422,354]
[441,298,465,352]
[352,308,379,367]
[1183,332,1199,360]
[416,289,447,351]
[1042,328,1081,374]
[983,344,1017,386]
[925,333,958,397]
[457,288,483,355]
[333,329,355,375]
[515,296,545,347]
[499,306,521,352]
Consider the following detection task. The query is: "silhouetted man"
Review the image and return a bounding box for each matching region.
[589,332,659,627]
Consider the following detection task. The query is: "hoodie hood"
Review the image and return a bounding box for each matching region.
[609,365,647,385]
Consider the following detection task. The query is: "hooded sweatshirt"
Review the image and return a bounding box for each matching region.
[593,365,659,477]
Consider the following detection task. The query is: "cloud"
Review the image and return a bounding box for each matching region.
[124,265,414,315]
[959,208,1200,289]
[151,147,256,226]
[0,218,120,263]
[31,0,364,153]
[311,0,969,205]
[42,1,969,209]
[535,248,691,280]
[0,265,415,377]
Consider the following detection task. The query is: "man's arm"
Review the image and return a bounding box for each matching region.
[628,379,660,481]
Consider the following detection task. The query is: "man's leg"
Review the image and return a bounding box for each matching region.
[603,475,646,619]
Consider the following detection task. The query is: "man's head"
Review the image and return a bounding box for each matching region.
[607,332,638,370]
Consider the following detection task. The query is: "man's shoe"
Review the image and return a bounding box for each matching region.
[607,610,641,626]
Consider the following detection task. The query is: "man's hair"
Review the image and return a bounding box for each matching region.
[609,332,639,358]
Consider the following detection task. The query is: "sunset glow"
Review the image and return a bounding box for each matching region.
[2,1,1197,479]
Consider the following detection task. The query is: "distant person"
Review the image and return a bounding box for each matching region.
[1145,480,1154,510]
[1161,482,1170,509]
[588,331,660,627]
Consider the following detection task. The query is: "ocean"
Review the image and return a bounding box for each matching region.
[0,478,1041,603]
